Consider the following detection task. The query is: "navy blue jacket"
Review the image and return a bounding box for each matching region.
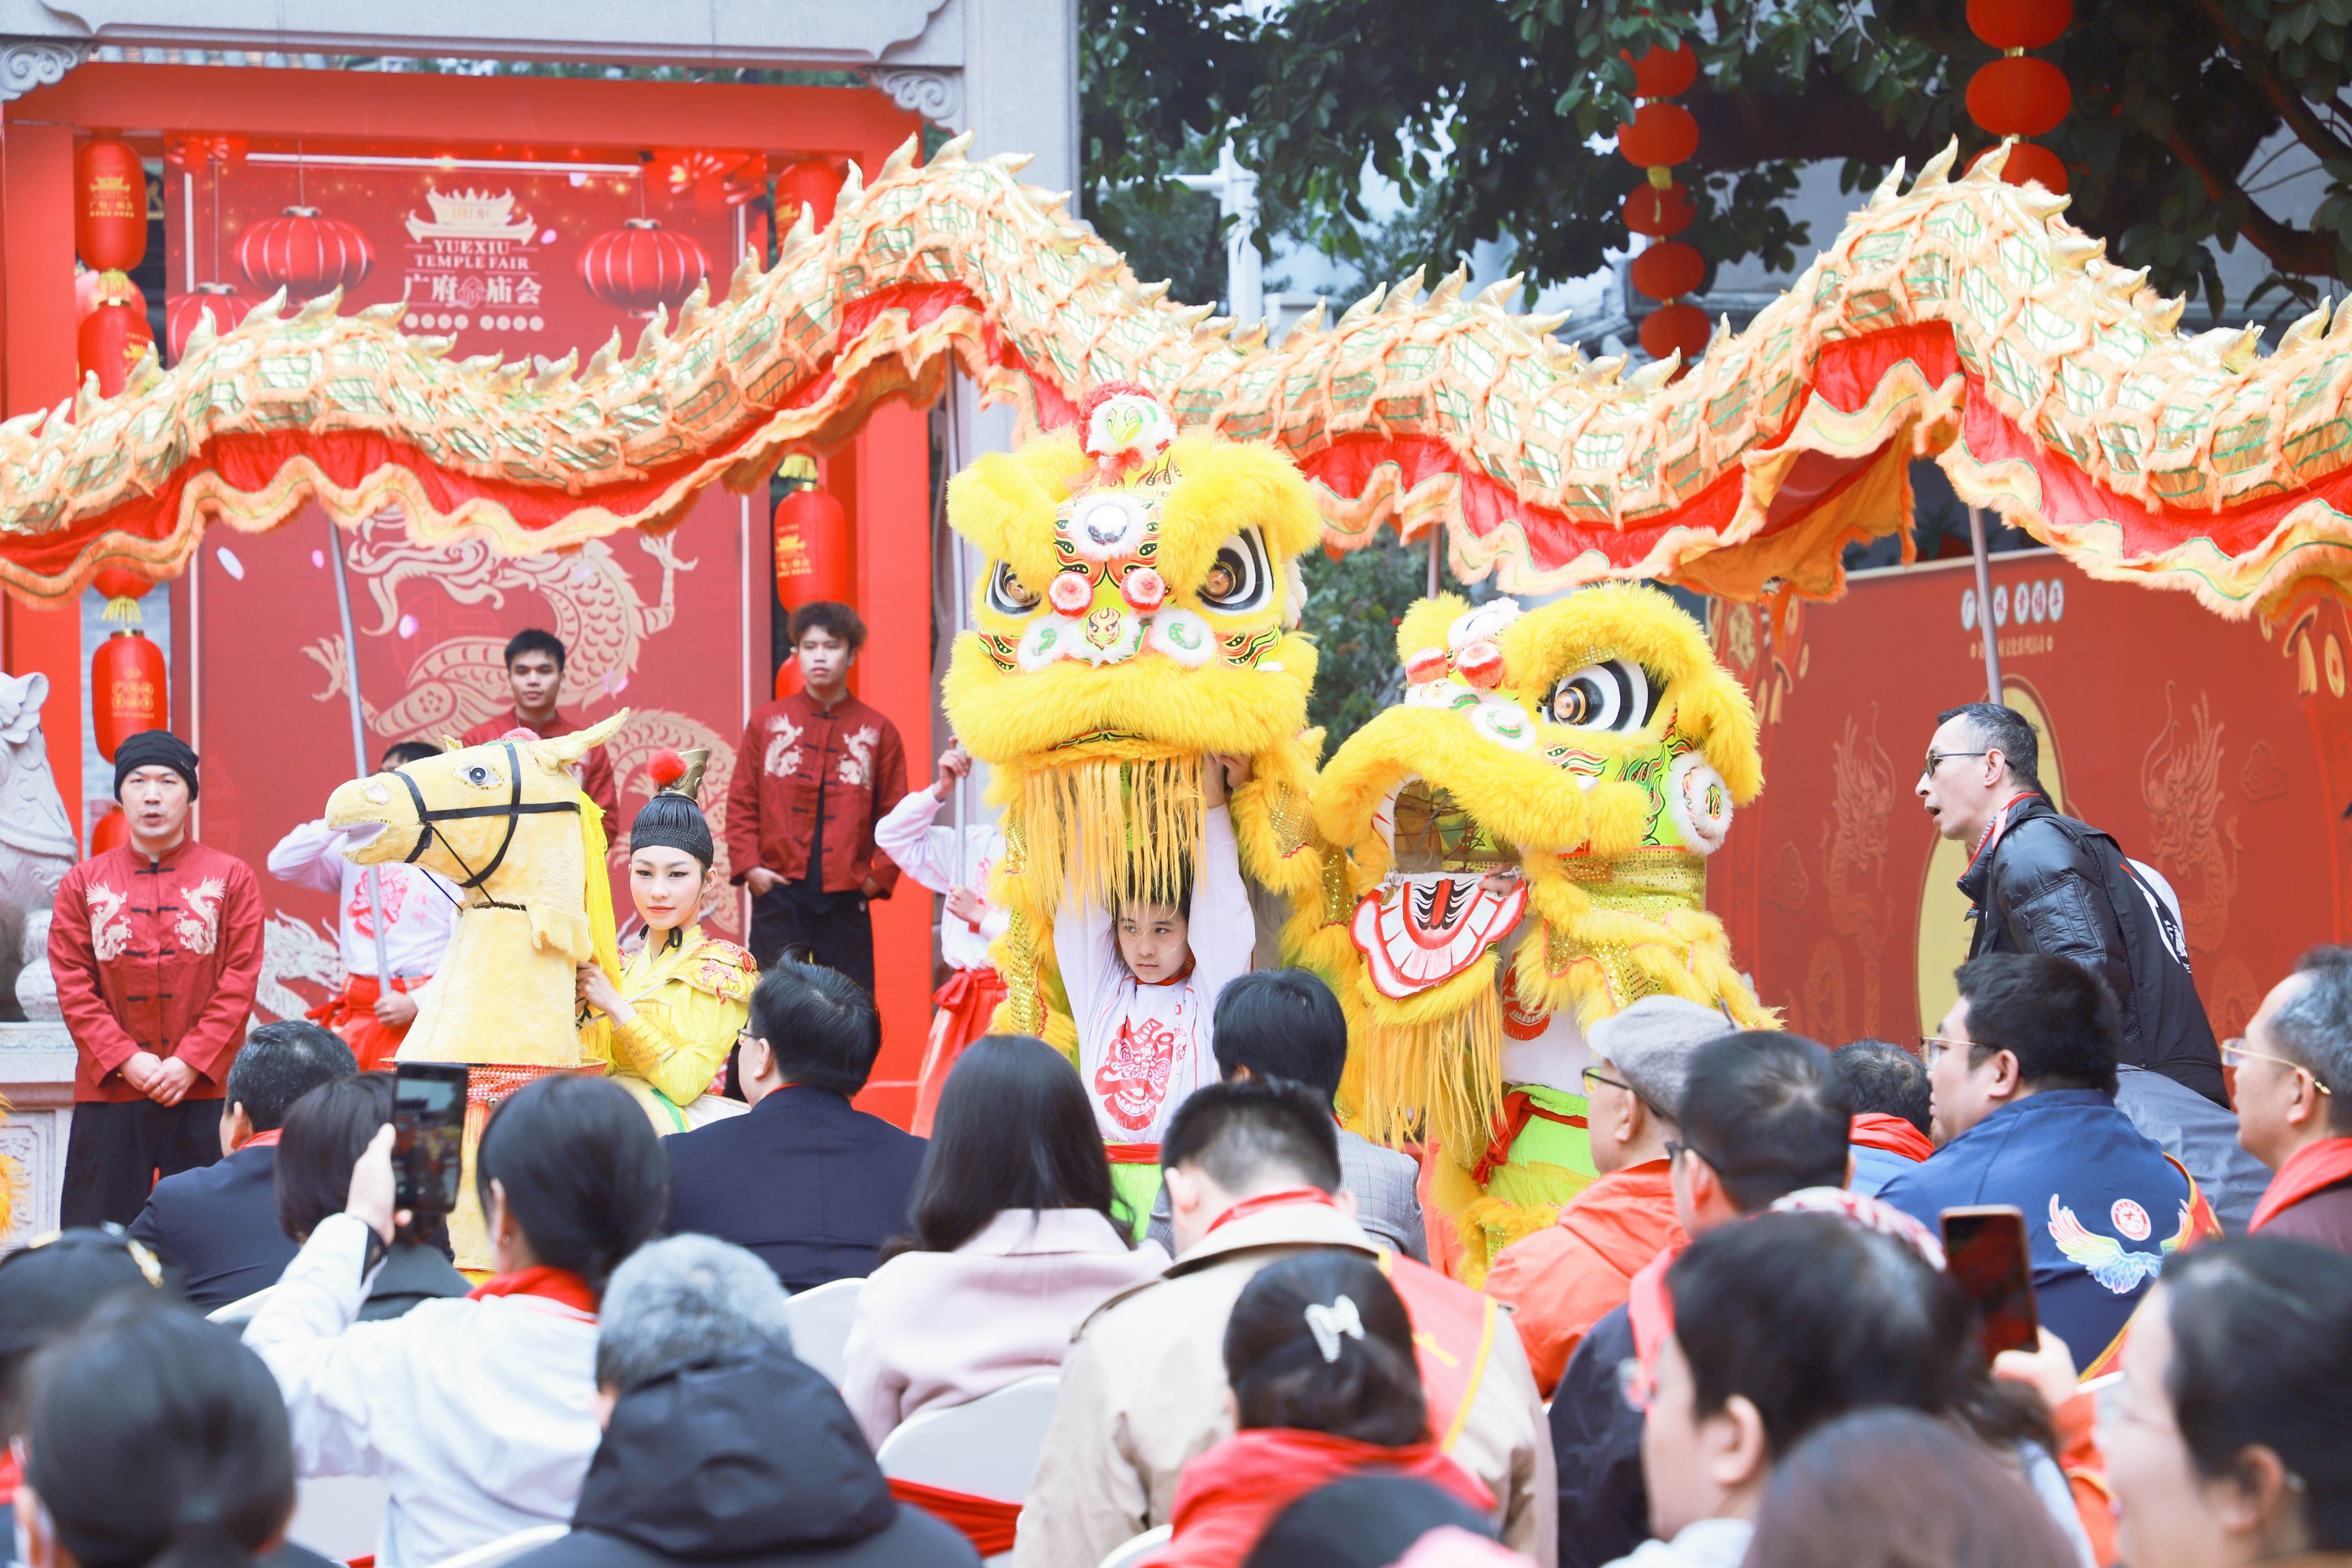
[663,1086,927,1292]
[1879,1088,2196,1369]
[128,1141,296,1311]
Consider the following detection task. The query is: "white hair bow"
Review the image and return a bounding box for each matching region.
[1304,1294,1365,1363]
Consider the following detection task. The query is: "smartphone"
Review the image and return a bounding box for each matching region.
[1941,1205,2040,1359]
[393,1063,471,1216]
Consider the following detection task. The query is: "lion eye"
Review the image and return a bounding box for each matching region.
[988,560,1041,615]
[1549,660,1660,733]
[1199,528,1269,612]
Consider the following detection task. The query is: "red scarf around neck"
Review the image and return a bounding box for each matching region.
[1206,1188,1340,1235]
[2250,1137,2352,1233]
[468,1266,600,1316]
[1849,1113,1936,1165]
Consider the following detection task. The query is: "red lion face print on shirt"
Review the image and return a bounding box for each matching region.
[1095,1013,1181,1132]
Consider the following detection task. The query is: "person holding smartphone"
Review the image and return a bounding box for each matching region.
[243,1074,668,1568]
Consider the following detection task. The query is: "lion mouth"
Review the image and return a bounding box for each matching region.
[1356,776,1529,999]
[1374,777,1518,874]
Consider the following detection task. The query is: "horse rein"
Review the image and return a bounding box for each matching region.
[390,741,580,895]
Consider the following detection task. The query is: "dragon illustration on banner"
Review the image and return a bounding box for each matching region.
[8,135,2352,622]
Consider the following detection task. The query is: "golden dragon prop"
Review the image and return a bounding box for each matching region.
[6,135,2352,619]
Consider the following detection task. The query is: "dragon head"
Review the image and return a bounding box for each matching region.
[943,386,1322,912]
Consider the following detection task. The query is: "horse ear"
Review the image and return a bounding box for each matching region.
[439,735,463,753]
[530,708,628,771]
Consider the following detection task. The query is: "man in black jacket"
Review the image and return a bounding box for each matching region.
[664,961,926,1291]
[127,1019,355,1310]
[509,1235,976,1568]
[1917,701,2226,1105]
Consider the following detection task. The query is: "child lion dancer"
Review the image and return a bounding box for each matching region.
[876,741,1009,1137]
[1057,753,1256,1231]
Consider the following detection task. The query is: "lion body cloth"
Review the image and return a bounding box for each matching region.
[1302,585,1771,1283]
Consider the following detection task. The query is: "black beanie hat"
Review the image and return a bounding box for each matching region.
[112,729,199,802]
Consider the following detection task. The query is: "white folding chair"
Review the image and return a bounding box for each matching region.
[285,1475,391,1562]
[207,1286,274,1326]
[782,1276,864,1387]
[876,1373,1062,1502]
[1098,1525,1171,1568]
[425,1524,568,1568]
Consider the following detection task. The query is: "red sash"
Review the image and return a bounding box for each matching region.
[239,1129,284,1151]
[1849,1113,1934,1164]
[1207,1187,1338,1232]
[1377,1251,1500,1454]
[468,1266,600,1317]
[2250,1137,2352,1233]
[887,1478,1020,1556]
[2079,1155,2223,1381]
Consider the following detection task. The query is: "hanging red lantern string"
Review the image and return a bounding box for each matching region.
[89,562,168,762]
[239,207,374,299]
[77,272,155,397]
[1620,39,1710,370]
[75,134,148,274]
[166,282,255,363]
[580,163,713,317]
[75,266,146,324]
[1966,0,2073,193]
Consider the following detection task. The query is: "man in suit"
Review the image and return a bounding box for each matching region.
[664,961,926,1290]
[1146,966,1428,1261]
[128,1019,356,1311]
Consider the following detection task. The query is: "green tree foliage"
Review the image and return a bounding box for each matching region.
[1082,0,2352,320]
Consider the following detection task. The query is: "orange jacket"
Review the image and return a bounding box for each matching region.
[1482,1158,1685,1396]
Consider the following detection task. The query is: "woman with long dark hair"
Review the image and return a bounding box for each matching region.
[246,1073,667,1568]
[841,1034,1166,1448]
[274,1074,468,1321]
[17,1299,295,1568]
[1146,1253,1491,1568]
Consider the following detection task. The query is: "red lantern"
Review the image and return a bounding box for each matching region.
[77,275,155,397]
[1623,182,1695,237]
[1967,0,2071,50]
[1623,43,1699,100]
[1970,141,2070,194]
[238,206,374,300]
[1967,57,2072,138]
[75,136,148,274]
[775,159,844,231]
[1630,241,1706,302]
[165,282,255,362]
[76,268,148,323]
[1639,303,1711,364]
[91,629,168,762]
[773,484,851,612]
[90,807,130,857]
[1616,103,1701,170]
[578,218,712,316]
[92,566,155,624]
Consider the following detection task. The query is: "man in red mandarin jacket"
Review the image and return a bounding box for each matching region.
[725,602,906,992]
[459,628,619,828]
[48,729,264,1227]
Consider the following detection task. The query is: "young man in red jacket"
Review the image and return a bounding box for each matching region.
[48,730,264,1227]
[460,628,619,828]
[725,603,907,992]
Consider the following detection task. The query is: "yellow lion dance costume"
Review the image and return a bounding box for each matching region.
[1303,585,1772,1282]
[942,385,1330,1086]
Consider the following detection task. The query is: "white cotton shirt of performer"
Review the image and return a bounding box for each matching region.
[243,1214,599,1568]
[1056,803,1254,1145]
[873,787,1009,973]
[267,819,460,980]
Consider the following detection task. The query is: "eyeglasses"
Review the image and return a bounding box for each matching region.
[1663,1137,1718,1170]
[1583,1066,1666,1120]
[1920,750,1991,779]
[2221,1039,2334,1094]
[1917,1034,1975,1066]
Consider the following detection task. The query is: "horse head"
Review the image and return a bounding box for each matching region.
[325,710,625,961]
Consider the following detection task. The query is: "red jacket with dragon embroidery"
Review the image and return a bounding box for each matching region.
[724,690,906,897]
[48,839,265,1103]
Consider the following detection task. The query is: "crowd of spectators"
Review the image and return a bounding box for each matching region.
[5,942,2350,1568]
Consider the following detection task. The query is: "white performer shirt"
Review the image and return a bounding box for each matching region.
[1056,804,1254,1145]
[267,819,460,981]
[873,786,1009,973]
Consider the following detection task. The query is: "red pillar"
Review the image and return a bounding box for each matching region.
[0,116,85,839]
[849,399,933,1125]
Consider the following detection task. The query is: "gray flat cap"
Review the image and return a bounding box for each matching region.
[1588,995,1736,1119]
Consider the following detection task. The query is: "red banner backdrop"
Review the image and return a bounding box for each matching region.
[1710,554,2352,1046]
[162,149,756,1024]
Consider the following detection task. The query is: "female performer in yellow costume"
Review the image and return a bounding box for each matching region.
[576,748,756,1133]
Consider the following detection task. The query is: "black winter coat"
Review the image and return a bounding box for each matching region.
[507,1351,978,1568]
[1961,795,2226,1105]
[1549,1306,1648,1568]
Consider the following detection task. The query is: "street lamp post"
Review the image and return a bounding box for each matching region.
[1171,142,1264,328]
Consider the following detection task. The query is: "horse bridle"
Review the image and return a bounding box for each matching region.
[389,741,579,893]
